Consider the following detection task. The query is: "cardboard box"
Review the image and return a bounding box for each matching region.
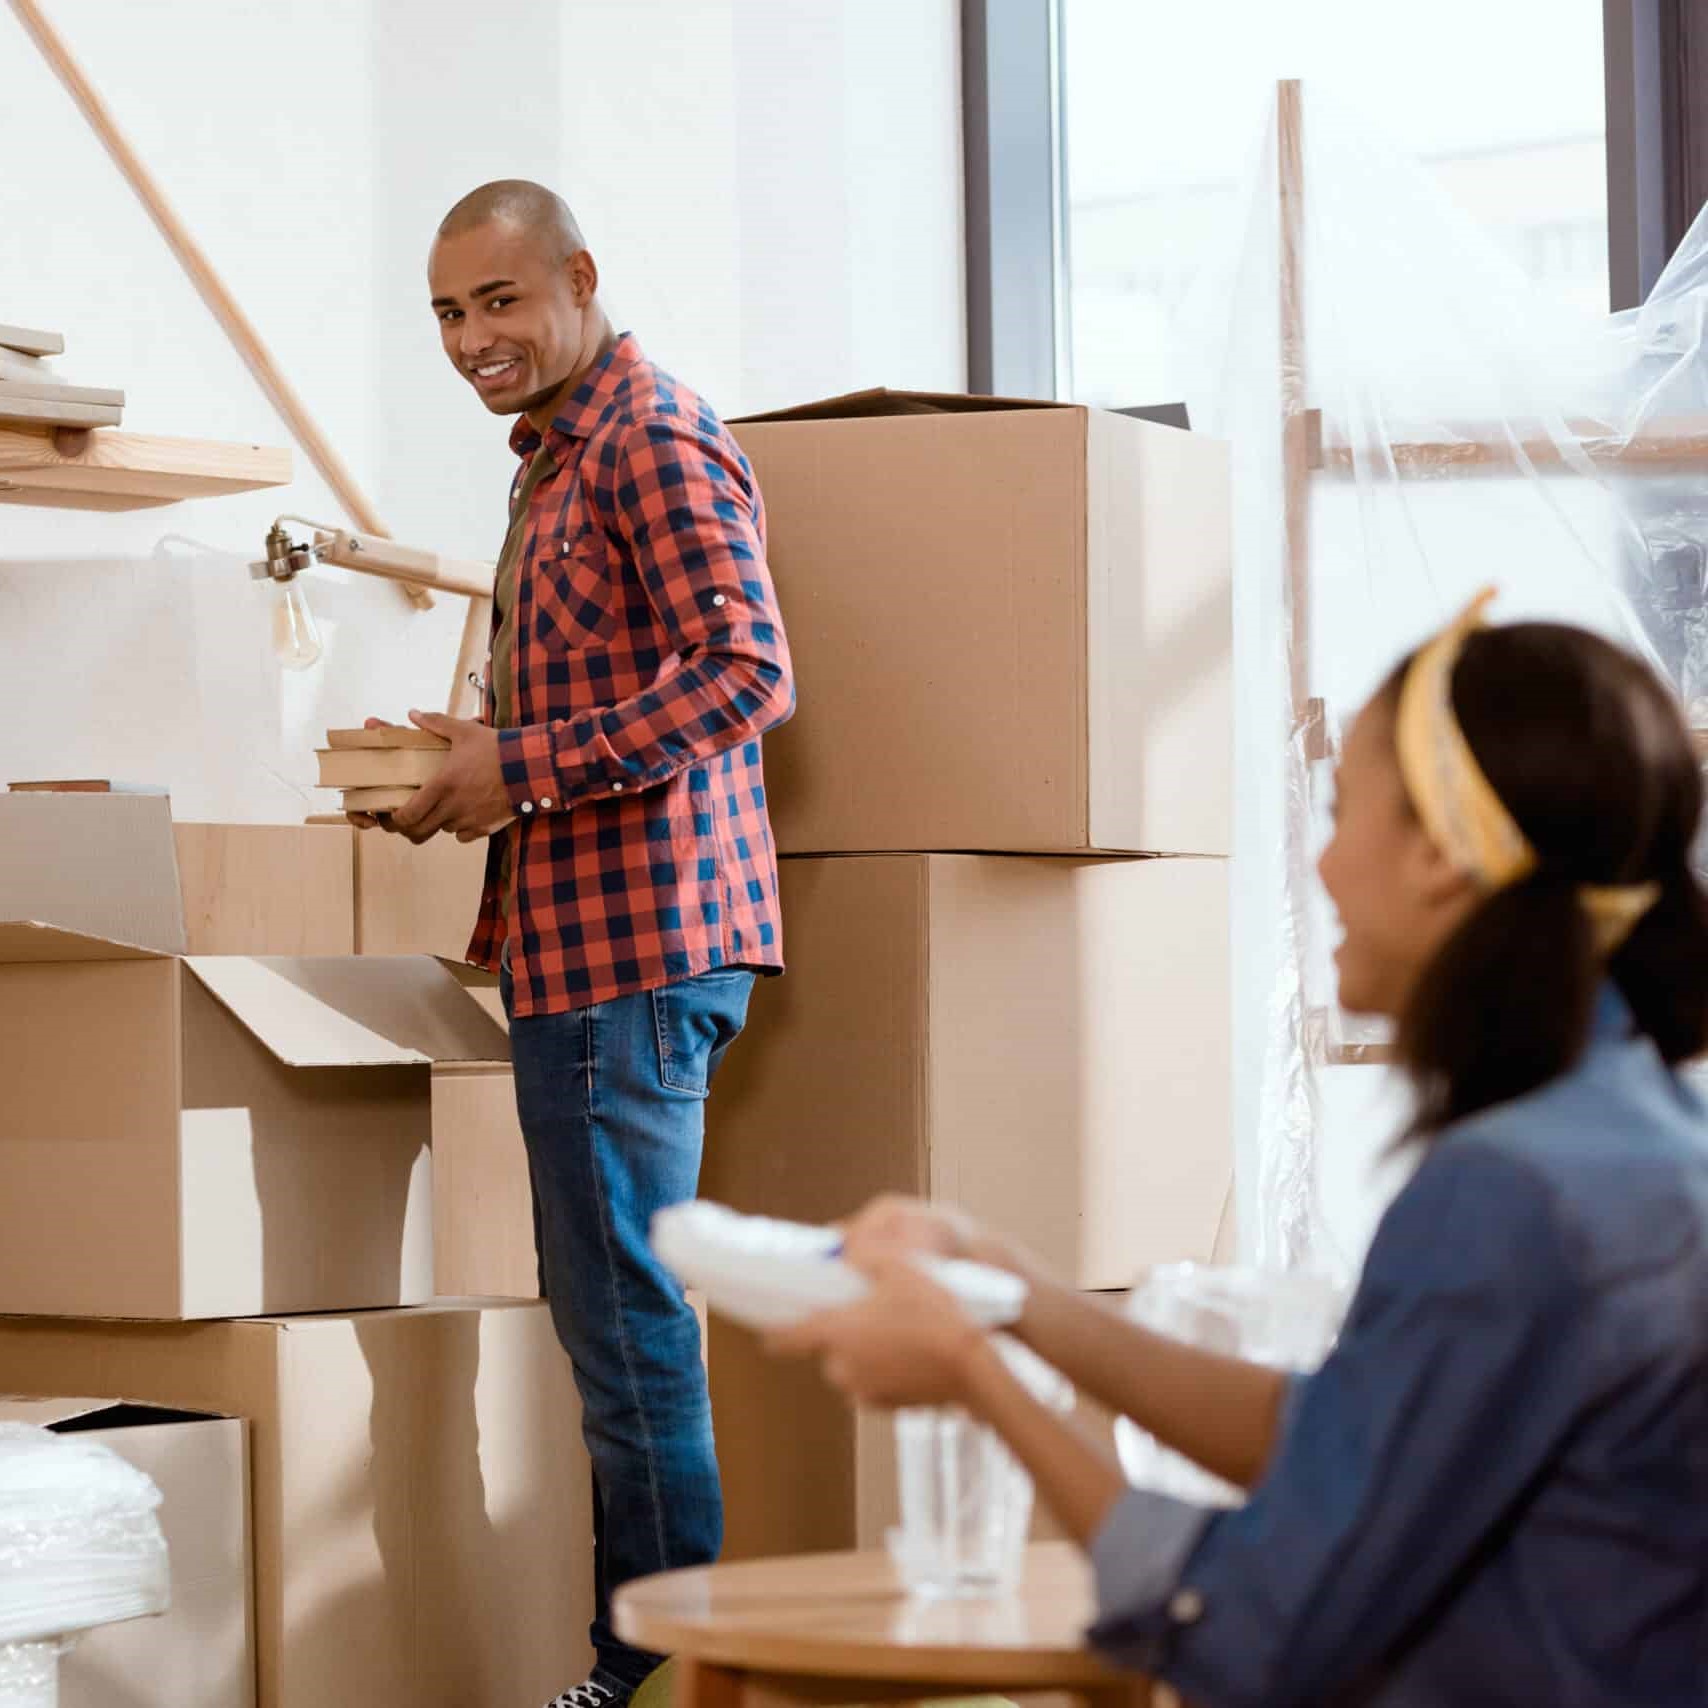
[0,1301,593,1708]
[703,854,1231,1292]
[0,1398,253,1708]
[729,391,1232,856]
[355,828,488,961]
[0,793,510,1319]
[711,1311,1124,1561]
[432,1064,536,1299]
[175,822,355,955]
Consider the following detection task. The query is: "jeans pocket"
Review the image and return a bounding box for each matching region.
[651,972,753,1097]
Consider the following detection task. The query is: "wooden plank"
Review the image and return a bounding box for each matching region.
[1313,412,1708,477]
[0,347,58,382]
[0,322,64,357]
[0,486,175,512]
[451,593,493,720]
[0,377,125,408]
[0,424,290,506]
[315,530,494,601]
[0,394,122,430]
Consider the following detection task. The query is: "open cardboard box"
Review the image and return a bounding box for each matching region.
[0,1397,253,1708]
[0,792,509,1319]
[0,1301,593,1708]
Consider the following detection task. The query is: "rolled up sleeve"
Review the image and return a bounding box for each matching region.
[1086,1146,1587,1707]
[498,411,793,812]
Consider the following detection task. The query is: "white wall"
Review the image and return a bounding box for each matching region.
[0,0,964,820]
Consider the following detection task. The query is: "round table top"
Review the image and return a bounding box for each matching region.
[613,1541,1127,1689]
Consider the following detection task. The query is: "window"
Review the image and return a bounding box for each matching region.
[1060,0,1610,407]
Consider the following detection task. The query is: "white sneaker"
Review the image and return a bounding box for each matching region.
[547,1681,624,1708]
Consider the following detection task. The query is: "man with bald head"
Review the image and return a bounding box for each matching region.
[368,181,794,1708]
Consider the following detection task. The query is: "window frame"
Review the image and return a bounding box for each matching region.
[964,0,1708,388]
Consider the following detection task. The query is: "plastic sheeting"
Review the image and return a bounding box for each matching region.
[0,1424,168,1646]
[0,1641,64,1708]
[1181,83,1707,1274]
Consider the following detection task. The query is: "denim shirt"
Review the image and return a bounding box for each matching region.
[1090,987,1708,1706]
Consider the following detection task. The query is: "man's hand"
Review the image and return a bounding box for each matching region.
[383,709,515,845]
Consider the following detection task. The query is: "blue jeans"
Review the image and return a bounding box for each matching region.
[501,962,754,1693]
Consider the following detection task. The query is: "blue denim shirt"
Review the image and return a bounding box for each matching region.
[1090,987,1708,1706]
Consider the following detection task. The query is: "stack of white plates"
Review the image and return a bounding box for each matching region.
[650,1199,1029,1331]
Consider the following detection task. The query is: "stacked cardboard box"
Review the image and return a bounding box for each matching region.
[698,390,1236,1558]
[0,792,594,1708]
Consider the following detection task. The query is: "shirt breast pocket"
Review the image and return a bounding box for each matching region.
[533,527,620,649]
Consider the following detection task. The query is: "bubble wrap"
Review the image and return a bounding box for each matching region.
[0,1425,168,1645]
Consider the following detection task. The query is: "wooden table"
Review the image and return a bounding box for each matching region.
[615,1541,1153,1708]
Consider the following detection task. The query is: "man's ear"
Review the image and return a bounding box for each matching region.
[568,248,599,306]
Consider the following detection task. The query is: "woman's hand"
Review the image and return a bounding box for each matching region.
[838,1194,1039,1284]
[768,1254,993,1410]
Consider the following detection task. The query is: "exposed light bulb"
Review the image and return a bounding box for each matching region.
[271,576,323,670]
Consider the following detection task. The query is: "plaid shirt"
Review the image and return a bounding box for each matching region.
[467,334,793,1016]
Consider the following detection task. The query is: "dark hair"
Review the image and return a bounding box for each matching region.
[1379,622,1708,1134]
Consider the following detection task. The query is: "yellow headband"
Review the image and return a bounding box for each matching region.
[1393,588,1658,956]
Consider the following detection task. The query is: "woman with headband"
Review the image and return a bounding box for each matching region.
[772,594,1708,1707]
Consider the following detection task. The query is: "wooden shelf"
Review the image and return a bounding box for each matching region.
[0,424,290,509]
[1307,408,1708,480]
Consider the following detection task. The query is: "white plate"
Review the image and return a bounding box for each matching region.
[652,1200,1028,1332]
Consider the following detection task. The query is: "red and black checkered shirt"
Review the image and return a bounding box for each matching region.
[466,334,793,1016]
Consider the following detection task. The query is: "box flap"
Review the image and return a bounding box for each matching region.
[0,920,173,963]
[0,1396,118,1427]
[731,386,1070,424]
[0,793,186,955]
[0,1396,232,1429]
[184,954,511,1068]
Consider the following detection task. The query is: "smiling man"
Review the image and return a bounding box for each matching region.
[374,180,793,1708]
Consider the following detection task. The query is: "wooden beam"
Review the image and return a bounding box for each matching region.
[0,424,290,506]
[1311,411,1708,476]
[313,531,495,603]
[7,0,431,607]
[449,594,493,720]
[1279,80,1312,729]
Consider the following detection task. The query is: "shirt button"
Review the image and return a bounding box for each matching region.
[539,797,553,809]
[519,801,534,814]
[611,781,625,793]
[1169,1589,1205,1625]
[712,593,727,607]
[560,541,571,555]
